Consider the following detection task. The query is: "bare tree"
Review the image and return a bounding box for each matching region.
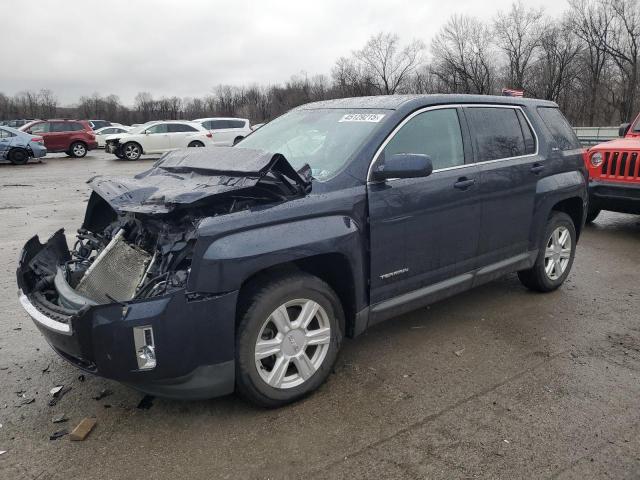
[494,1,545,90]
[356,32,425,94]
[431,15,495,94]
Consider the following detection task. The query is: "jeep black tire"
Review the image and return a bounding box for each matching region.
[518,211,576,292]
[235,271,344,408]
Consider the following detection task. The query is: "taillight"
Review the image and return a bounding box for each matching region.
[31,137,44,144]
[206,132,213,138]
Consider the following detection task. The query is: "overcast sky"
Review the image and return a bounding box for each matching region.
[3,0,567,106]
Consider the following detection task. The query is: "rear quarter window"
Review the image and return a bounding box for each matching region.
[537,107,581,151]
[465,107,528,161]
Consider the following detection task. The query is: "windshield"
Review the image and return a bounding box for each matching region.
[238,109,387,180]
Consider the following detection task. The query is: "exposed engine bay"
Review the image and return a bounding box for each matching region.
[17,147,312,316]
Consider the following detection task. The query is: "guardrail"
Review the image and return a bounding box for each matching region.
[573,126,619,146]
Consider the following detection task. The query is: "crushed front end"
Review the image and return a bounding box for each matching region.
[16,147,311,399]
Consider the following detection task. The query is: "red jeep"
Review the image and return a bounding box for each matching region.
[20,120,97,158]
[585,115,640,222]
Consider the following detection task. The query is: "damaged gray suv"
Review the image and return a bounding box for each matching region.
[17,95,587,407]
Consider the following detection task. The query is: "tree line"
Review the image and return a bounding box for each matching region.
[1,0,639,127]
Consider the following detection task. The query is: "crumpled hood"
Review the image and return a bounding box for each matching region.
[88,147,311,214]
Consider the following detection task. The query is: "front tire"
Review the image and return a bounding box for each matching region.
[8,148,29,165]
[518,211,576,292]
[69,142,87,158]
[235,272,344,408]
[123,142,142,160]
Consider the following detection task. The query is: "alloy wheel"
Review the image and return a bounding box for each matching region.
[124,144,140,160]
[544,226,572,280]
[254,299,332,389]
[72,143,86,156]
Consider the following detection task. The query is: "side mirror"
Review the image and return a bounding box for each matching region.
[372,153,433,181]
[619,123,631,137]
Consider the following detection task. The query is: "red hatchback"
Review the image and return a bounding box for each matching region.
[20,120,98,157]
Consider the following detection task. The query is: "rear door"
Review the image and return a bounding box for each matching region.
[167,123,199,148]
[464,105,541,269]
[206,120,234,146]
[49,122,75,151]
[368,106,482,304]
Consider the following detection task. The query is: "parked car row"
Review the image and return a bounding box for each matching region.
[102,117,252,160]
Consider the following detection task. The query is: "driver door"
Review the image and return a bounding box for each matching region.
[368,107,482,306]
[143,124,171,152]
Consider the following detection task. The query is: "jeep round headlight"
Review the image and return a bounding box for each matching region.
[590,152,603,167]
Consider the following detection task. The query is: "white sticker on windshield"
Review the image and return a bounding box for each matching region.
[339,113,385,123]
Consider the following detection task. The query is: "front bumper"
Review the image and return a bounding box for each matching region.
[589,180,640,215]
[17,233,238,400]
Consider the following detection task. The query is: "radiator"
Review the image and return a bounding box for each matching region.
[75,230,151,304]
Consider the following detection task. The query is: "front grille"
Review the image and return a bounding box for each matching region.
[599,151,640,180]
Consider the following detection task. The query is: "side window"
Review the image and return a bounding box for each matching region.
[145,124,168,134]
[29,122,50,134]
[168,123,198,133]
[465,107,526,161]
[516,110,536,154]
[229,120,246,129]
[537,107,581,151]
[102,128,115,134]
[382,108,465,170]
[207,120,226,130]
[0,129,15,138]
[51,122,72,133]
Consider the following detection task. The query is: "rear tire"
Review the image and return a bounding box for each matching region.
[235,272,344,408]
[586,205,601,224]
[123,142,142,160]
[8,148,29,165]
[69,142,87,158]
[233,136,244,145]
[518,211,576,292]
[188,141,204,148]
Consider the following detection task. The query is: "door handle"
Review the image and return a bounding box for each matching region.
[531,163,545,174]
[453,177,475,190]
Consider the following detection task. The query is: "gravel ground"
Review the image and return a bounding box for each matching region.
[0,151,639,479]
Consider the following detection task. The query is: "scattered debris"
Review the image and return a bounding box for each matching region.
[103,404,112,409]
[21,398,35,405]
[49,430,68,441]
[48,386,71,406]
[52,414,68,424]
[0,450,6,456]
[70,418,96,441]
[77,374,85,382]
[137,395,154,410]
[454,348,465,357]
[410,326,426,329]
[503,439,510,444]
[12,328,22,331]
[50,386,63,396]
[42,364,50,374]
[93,389,113,401]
